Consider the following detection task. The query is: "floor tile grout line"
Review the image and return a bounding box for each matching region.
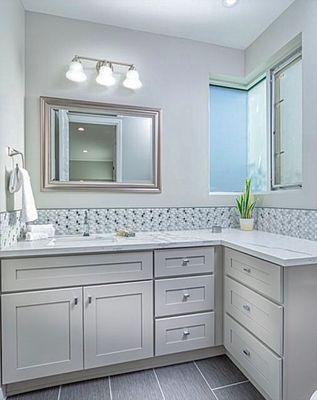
[153,368,166,400]
[212,379,250,391]
[57,385,61,400]
[108,376,113,400]
[193,361,218,399]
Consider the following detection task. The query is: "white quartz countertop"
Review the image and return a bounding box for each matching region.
[2,229,317,266]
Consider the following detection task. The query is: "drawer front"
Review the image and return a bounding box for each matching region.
[224,248,283,302]
[155,312,214,356]
[225,276,283,355]
[155,247,214,277]
[225,314,282,400]
[2,252,153,292]
[155,275,214,317]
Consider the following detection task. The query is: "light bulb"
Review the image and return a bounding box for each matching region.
[96,63,116,86]
[222,0,239,7]
[123,67,142,90]
[66,59,87,82]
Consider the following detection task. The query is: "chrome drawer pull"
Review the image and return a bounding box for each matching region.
[182,259,190,266]
[183,293,190,300]
[74,297,78,306]
[88,296,92,304]
[243,267,251,273]
[243,304,251,312]
[183,330,190,336]
[243,349,251,357]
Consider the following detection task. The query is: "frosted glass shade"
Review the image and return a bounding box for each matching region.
[123,69,142,89]
[66,61,87,82]
[96,65,116,86]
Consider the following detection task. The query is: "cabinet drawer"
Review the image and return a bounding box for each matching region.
[155,247,214,277]
[225,276,283,355]
[155,275,214,317]
[155,312,214,356]
[224,248,283,302]
[1,251,153,291]
[225,314,282,400]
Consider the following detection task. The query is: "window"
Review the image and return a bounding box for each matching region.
[209,49,302,193]
[271,53,302,189]
[210,79,267,192]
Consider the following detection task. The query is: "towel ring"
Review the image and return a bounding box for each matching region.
[7,146,25,168]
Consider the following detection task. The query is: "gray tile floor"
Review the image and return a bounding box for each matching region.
[7,356,264,400]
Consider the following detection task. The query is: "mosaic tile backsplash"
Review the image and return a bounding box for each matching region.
[0,210,24,249]
[256,207,317,241]
[36,207,238,236]
[0,207,237,248]
[2,206,317,249]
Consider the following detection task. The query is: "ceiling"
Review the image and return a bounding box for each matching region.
[21,0,295,49]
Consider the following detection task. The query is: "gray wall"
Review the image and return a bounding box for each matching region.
[0,0,25,212]
[25,12,244,209]
[246,0,317,209]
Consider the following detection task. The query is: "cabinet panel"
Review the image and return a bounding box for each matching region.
[225,314,282,400]
[224,248,283,302]
[84,281,153,369]
[225,276,283,355]
[155,312,214,356]
[2,288,83,383]
[155,247,214,277]
[155,275,214,317]
[2,251,153,292]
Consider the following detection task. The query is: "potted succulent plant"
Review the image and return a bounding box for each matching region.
[236,178,256,231]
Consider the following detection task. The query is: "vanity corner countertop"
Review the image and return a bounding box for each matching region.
[1,229,317,267]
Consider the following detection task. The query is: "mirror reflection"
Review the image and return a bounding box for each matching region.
[41,97,161,191]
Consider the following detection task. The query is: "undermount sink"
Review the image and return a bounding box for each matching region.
[47,234,116,246]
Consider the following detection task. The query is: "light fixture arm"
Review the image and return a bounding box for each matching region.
[73,55,134,69]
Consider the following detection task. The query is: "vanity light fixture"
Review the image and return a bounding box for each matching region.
[123,66,143,89]
[65,57,87,82]
[66,55,142,89]
[222,0,239,7]
[96,61,116,87]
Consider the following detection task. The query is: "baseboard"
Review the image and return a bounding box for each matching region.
[3,346,225,396]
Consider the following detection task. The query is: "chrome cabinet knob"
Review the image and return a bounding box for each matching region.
[183,330,190,336]
[243,267,251,273]
[183,293,190,300]
[243,304,251,312]
[88,296,92,304]
[182,259,190,266]
[74,297,78,306]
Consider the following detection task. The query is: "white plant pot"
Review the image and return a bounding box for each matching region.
[240,218,254,231]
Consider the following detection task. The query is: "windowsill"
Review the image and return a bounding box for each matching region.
[209,186,303,196]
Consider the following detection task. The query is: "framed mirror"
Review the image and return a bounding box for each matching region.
[41,97,161,192]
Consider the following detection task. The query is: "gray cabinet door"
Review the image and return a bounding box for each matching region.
[2,288,83,384]
[84,281,153,369]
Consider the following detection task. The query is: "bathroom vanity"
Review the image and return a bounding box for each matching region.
[1,229,317,400]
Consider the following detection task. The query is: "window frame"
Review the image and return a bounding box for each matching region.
[269,49,302,191]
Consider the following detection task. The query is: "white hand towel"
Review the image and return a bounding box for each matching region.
[9,166,22,193]
[27,224,55,237]
[19,168,38,223]
[25,232,49,241]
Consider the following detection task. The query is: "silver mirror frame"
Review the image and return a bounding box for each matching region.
[40,97,161,192]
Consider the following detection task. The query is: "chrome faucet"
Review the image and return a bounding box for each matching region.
[83,210,90,237]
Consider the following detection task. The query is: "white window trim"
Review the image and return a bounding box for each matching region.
[208,47,302,196]
[269,49,302,191]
